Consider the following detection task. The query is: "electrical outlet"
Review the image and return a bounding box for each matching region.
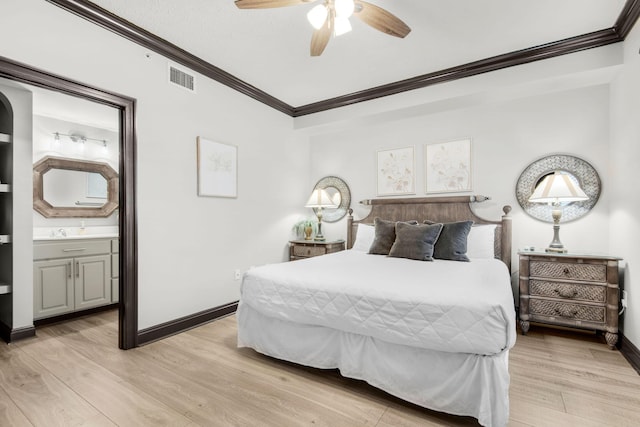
[234,269,242,280]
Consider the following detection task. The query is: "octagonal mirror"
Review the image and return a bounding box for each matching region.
[33,156,118,218]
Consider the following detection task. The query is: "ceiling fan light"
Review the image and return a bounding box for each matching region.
[333,16,352,36]
[307,4,328,30]
[334,0,355,18]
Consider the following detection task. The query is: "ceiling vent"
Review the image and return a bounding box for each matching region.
[169,65,196,93]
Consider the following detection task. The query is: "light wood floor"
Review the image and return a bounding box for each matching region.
[1,310,639,427]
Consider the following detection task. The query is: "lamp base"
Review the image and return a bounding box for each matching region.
[546,215,567,253]
[314,216,325,241]
[545,247,568,253]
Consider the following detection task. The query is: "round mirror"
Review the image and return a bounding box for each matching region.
[312,176,351,223]
[516,155,600,223]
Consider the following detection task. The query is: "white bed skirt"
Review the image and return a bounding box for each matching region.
[237,301,510,427]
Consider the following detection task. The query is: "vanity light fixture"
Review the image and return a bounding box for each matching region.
[53,132,108,148]
[528,171,589,253]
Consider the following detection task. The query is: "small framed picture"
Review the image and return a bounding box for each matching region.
[425,138,472,194]
[197,137,238,198]
[376,146,415,196]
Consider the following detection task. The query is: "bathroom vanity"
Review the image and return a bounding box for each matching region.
[33,234,118,320]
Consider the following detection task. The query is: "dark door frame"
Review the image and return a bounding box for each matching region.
[0,55,138,349]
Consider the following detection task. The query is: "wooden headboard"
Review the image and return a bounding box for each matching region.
[347,195,512,272]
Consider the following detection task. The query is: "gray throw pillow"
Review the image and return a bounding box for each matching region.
[368,218,418,255]
[424,220,473,261]
[388,222,443,261]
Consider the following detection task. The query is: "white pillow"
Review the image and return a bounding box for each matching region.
[466,224,497,259]
[351,223,375,252]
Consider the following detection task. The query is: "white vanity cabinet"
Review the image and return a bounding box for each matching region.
[33,238,114,320]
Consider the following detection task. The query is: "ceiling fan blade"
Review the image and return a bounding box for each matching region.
[235,0,314,9]
[354,1,411,38]
[310,14,332,56]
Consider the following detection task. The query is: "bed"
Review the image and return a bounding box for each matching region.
[237,196,515,427]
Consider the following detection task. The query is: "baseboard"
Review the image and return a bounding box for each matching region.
[619,333,640,375]
[34,303,118,327]
[137,301,238,346]
[0,321,36,343]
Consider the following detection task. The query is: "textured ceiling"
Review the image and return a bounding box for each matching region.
[86,0,626,106]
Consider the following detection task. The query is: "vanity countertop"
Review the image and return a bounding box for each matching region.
[33,227,118,241]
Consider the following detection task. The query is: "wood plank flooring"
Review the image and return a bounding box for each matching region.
[1,310,639,426]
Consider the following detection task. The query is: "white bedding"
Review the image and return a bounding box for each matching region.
[237,304,511,427]
[240,250,516,355]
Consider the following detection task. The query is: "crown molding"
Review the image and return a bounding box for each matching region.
[292,28,621,116]
[46,0,640,118]
[616,0,640,38]
[45,0,294,116]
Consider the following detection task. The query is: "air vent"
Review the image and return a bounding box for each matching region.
[169,65,196,92]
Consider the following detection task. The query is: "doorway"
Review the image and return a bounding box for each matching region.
[0,56,137,349]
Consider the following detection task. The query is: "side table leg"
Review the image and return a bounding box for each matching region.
[605,332,618,350]
[520,320,530,335]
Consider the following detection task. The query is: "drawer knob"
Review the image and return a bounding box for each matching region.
[554,288,578,299]
[307,249,311,255]
[563,267,570,275]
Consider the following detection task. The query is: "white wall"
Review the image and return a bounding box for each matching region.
[308,86,612,264]
[0,0,308,329]
[610,23,640,349]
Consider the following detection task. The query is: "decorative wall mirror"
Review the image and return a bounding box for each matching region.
[33,156,119,218]
[311,176,351,223]
[516,154,601,223]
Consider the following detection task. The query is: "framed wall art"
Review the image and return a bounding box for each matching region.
[197,137,238,198]
[425,138,472,194]
[376,146,415,196]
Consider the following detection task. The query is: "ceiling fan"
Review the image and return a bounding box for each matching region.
[234,0,411,56]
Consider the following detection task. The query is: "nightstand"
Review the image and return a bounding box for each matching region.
[289,240,345,261]
[519,251,622,349]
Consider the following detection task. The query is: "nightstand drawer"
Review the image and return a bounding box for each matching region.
[530,299,605,323]
[530,280,606,303]
[530,261,606,282]
[293,245,326,258]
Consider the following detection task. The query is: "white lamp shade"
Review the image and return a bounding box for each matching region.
[333,16,352,36]
[305,188,338,208]
[307,4,328,29]
[528,172,589,203]
[334,0,355,18]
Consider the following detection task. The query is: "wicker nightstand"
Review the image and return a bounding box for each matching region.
[289,240,345,261]
[519,251,622,349]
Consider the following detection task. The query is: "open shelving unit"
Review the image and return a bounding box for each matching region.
[0,128,12,300]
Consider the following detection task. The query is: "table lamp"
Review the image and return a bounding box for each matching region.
[305,188,338,241]
[528,171,588,253]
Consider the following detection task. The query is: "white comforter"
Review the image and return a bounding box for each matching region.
[241,250,516,355]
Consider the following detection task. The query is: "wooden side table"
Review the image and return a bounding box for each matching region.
[289,240,345,261]
[519,251,622,349]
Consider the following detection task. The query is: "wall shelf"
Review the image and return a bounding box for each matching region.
[0,184,10,192]
[0,133,10,143]
[0,283,11,295]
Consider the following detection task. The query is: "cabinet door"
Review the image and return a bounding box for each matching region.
[34,258,74,319]
[75,254,111,311]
